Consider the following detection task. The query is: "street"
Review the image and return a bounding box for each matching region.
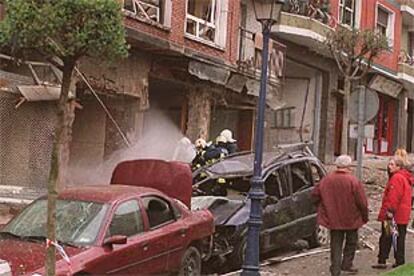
[224,157,414,276]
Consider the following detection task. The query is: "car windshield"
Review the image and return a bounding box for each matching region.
[2,199,108,246]
[198,152,283,177]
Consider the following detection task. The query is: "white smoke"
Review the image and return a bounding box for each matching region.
[67,108,195,185]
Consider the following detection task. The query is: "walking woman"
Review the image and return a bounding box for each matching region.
[372,157,414,269]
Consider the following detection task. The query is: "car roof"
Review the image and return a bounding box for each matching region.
[194,144,320,179]
[56,185,161,204]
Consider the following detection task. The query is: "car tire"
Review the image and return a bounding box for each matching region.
[178,246,201,276]
[307,224,329,248]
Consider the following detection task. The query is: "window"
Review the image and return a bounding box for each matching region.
[123,0,172,27]
[272,107,296,129]
[107,200,144,238]
[376,5,394,47]
[142,196,175,228]
[265,169,289,199]
[310,163,324,184]
[339,0,356,27]
[185,0,228,47]
[290,162,312,194]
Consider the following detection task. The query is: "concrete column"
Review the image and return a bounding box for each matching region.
[186,88,211,142]
[398,90,408,148]
[319,71,338,163]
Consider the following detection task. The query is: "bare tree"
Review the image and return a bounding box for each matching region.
[0,1,128,275]
[325,27,388,154]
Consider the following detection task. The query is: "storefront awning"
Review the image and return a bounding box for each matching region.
[17,85,75,101]
[368,74,403,98]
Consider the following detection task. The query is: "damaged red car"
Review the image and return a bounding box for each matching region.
[0,160,214,276]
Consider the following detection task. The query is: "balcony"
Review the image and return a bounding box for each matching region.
[398,50,414,89]
[400,0,414,24]
[272,0,334,55]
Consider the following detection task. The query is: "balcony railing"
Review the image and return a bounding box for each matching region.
[123,0,160,23]
[282,0,335,26]
[399,0,414,9]
[399,50,414,66]
[237,27,286,82]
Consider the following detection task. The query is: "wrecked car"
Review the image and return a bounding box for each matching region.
[191,144,329,270]
[0,160,214,276]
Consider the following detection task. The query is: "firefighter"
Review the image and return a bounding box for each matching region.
[220,129,238,154]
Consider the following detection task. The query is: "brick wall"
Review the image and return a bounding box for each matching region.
[330,0,402,73]
[124,0,241,65]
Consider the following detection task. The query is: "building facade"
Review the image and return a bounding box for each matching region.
[0,0,414,190]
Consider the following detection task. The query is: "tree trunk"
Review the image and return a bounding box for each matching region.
[46,59,75,276]
[340,77,351,155]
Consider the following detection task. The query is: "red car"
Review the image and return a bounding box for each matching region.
[0,160,214,275]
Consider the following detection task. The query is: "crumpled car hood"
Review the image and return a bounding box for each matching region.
[0,238,84,275]
[191,196,248,226]
[111,159,193,208]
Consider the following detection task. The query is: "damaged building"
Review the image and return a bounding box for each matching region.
[0,0,414,194]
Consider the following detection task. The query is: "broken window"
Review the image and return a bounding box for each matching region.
[142,196,175,228]
[108,200,144,237]
[265,169,289,199]
[310,162,324,184]
[123,0,172,26]
[186,0,216,42]
[339,0,356,27]
[290,162,312,194]
[185,0,228,47]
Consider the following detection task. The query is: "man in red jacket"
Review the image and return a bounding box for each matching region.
[372,157,414,269]
[312,155,368,276]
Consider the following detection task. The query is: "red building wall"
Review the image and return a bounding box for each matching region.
[124,0,241,65]
[329,0,401,73]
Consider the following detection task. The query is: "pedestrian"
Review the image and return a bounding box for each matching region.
[387,148,412,177]
[372,157,414,269]
[220,129,238,154]
[312,155,369,276]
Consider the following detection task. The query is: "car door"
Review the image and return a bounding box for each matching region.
[286,160,316,238]
[141,196,189,273]
[261,165,297,252]
[86,199,164,274]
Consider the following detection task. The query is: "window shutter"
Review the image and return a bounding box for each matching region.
[377,8,388,27]
[163,0,172,28]
[216,0,228,48]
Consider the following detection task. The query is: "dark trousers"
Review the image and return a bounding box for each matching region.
[378,222,407,266]
[330,229,358,276]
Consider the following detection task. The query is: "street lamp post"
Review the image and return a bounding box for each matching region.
[242,1,285,275]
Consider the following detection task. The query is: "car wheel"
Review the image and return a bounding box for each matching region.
[308,224,329,248]
[179,246,201,276]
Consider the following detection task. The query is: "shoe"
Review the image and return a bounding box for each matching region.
[372,263,387,269]
[341,266,358,274]
[392,263,403,268]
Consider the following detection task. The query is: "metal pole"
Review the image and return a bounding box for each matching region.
[356,86,365,180]
[241,22,271,276]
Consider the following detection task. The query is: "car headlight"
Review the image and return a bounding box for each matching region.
[0,259,12,275]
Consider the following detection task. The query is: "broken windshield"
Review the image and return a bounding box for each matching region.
[198,152,283,177]
[3,199,108,246]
